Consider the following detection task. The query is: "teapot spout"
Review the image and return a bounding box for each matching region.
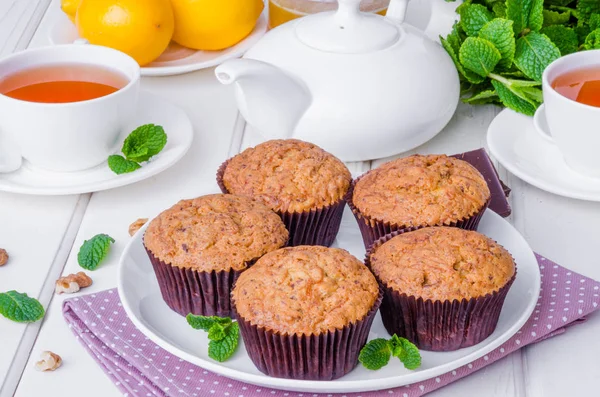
[215,59,311,140]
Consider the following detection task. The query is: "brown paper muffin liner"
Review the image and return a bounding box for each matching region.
[232,290,383,380]
[217,159,346,247]
[345,177,491,250]
[365,232,517,352]
[145,245,256,318]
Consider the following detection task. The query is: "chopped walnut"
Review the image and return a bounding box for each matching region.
[0,248,8,266]
[129,218,148,236]
[55,272,93,294]
[35,351,62,372]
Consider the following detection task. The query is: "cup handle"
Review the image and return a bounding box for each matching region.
[532,104,555,144]
[0,133,23,173]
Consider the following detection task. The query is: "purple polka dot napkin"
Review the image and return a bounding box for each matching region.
[63,255,600,397]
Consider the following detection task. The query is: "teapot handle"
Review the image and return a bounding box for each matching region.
[385,0,409,24]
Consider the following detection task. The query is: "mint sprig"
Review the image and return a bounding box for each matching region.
[108,124,167,175]
[78,234,115,270]
[443,0,600,116]
[0,291,45,323]
[359,334,421,371]
[186,314,239,362]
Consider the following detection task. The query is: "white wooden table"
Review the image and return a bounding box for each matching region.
[1,1,599,396]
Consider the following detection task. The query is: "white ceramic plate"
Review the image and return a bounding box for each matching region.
[0,92,192,195]
[118,208,540,393]
[487,108,600,202]
[48,11,268,77]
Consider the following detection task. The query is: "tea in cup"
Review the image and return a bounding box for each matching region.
[0,44,140,173]
[535,50,600,178]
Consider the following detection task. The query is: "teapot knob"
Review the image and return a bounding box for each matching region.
[335,0,363,27]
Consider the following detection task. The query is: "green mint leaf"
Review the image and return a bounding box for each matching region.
[459,4,494,36]
[207,323,226,341]
[575,25,592,45]
[359,338,392,370]
[77,234,115,270]
[542,9,571,26]
[108,155,141,175]
[0,291,45,323]
[506,0,544,34]
[208,322,239,362]
[514,32,561,81]
[517,86,544,102]
[584,28,600,50]
[389,335,422,371]
[492,2,507,18]
[464,88,499,104]
[540,25,579,55]
[441,36,485,84]
[121,124,167,163]
[479,19,516,68]
[186,314,232,331]
[491,80,538,116]
[459,37,502,77]
[590,13,600,31]
[577,0,600,25]
[527,0,544,32]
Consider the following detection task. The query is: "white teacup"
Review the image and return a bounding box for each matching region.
[0,44,140,173]
[535,50,600,178]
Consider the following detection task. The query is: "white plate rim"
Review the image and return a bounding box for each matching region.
[487,108,600,202]
[118,210,541,393]
[47,10,268,77]
[0,92,193,195]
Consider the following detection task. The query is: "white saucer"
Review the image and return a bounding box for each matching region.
[118,209,540,393]
[48,11,268,77]
[487,108,600,201]
[0,92,193,195]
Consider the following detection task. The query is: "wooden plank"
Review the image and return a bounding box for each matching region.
[0,1,79,396]
[0,0,52,56]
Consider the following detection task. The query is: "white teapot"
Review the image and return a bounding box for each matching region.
[215,0,460,161]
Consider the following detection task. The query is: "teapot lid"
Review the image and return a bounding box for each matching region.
[295,0,401,54]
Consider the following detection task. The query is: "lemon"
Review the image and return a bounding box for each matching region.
[171,0,264,51]
[76,0,174,66]
[60,0,81,23]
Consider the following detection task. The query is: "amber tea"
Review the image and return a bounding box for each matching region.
[0,63,129,103]
[552,66,600,108]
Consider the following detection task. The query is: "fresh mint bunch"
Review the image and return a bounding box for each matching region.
[78,234,115,270]
[186,314,240,362]
[442,0,600,115]
[359,334,421,370]
[0,291,45,323]
[108,124,167,175]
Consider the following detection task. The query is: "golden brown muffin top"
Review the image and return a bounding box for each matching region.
[353,155,490,227]
[369,227,515,302]
[222,139,351,213]
[143,194,288,272]
[232,246,379,335]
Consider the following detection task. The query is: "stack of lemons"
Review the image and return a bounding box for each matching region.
[61,0,264,66]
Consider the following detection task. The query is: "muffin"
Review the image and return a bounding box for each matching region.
[143,194,288,318]
[217,139,351,247]
[348,154,491,249]
[366,227,516,351]
[231,246,382,380]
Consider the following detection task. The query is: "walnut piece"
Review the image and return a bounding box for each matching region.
[0,248,8,266]
[55,272,93,294]
[129,218,148,236]
[35,351,62,372]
